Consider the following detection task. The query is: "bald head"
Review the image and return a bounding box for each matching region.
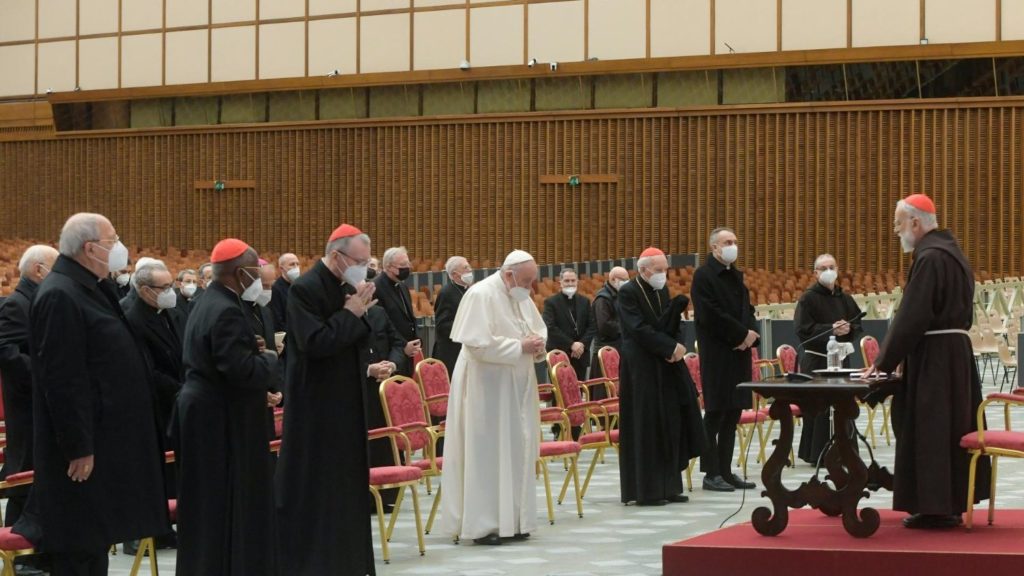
[608,266,628,288]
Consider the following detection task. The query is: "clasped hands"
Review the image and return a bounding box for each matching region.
[733,330,759,351]
[521,334,546,356]
[344,282,378,317]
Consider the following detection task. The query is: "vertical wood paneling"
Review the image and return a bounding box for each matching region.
[1,103,1022,276]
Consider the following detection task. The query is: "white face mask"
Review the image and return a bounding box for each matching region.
[240,270,263,302]
[255,289,273,307]
[562,286,577,298]
[285,267,301,282]
[646,272,667,290]
[181,282,197,298]
[155,287,178,310]
[335,251,367,287]
[507,270,531,302]
[93,240,130,274]
[818,269,838,286]
[612,279,627,291]
[115,273,130,287]
[719,244,738,264]
[460,272,475,286]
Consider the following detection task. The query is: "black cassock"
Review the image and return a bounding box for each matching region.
[874,230,990,515]
[276,260,376,576]
[13,256,168,552]
[542,292,596,380]
[0,278,40,525]
[618,277,705,504]
[243,302,281,441]
[589,282,622,384]
[173,282,281,576]
[431,282,467,375]
[793,282,863,464]
[126,299,186,499]
[374,273,418,375]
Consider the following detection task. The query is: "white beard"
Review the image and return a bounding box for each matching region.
[900,232,915,253]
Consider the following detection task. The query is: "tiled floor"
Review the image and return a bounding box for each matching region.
[89,374,1024,575]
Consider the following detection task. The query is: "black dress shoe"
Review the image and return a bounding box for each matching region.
[473,534,503,545]
[513,532,530,540]
[724,474,756,489]
[902,514,962,529]
[702,476,736,492]
[667,494,690,503]
[636,499,668,506]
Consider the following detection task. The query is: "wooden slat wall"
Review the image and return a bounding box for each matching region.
[0,102,1021,276]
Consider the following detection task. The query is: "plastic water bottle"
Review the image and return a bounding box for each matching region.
[826,336,841,371]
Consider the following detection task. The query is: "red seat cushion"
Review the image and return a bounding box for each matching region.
[539,440,581,457]
[960,430,1024,452]
[411,457,443,471]
[0,527,33,551]
[167,499,177,523]
[739,409,769,425]
[370,465,423,485]
[578,429,620,446]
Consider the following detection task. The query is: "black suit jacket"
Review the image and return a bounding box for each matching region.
[0,278,39,483]
[543,292,596,376]
[270,277,291,333]
[125,298,186,439]
[431,282,467,375]
[373,273,419,343]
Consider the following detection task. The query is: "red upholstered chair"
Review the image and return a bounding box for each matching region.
[596,346,621,398]
[775,344,798,375]
[683,352,703,409]
[366,427,426,563]
[961,392,1024,529]
[0,471,34,576]
[414,358,450,422]
[860,335,891,448]
[411,349,425,372]
[379,375,443,534]
[536,406,584,524]
[549,361,616,501]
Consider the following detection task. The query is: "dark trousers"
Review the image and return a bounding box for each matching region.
[701,408,742,478]
[52,550,108,576]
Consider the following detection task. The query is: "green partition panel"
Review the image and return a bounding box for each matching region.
[535,76,592,111]
[594,74,653,109]
[722,67,785,105]
[477,79,531,113]
[269,91,317,122]
[657,71,718,106]
[173,96,219,126]
[422,82,475,116]
[319,88,368,120]
[130,99,174,128]
[369,85,420,118]
[221,93,268,124]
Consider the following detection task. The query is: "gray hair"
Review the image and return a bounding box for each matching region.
[324,233,371,258]
[58,213,108,257]
[559,267,577,280]
[444,256,468,277]
[278,253,298,267]
[813,253,836,270]
[708,227,735,247]
[130,257,164,288]
[18,245,58,276]
[636,256,654,270]
[134,262,169,288]
[177,268,197,281]
[198,263,213,276]
[896,200,938,231]
[381,246,408,268]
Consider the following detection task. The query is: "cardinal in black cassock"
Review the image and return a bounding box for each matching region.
[173,239,282,576]
[276,224,378,576]
[618,247,705,506]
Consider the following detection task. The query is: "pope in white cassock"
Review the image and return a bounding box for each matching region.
[439,250,548,545]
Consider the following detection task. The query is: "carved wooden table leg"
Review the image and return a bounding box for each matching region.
[752,402,799,536]
[832,397,881,538]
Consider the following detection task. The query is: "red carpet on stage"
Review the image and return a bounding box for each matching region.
[664,509,1024,576]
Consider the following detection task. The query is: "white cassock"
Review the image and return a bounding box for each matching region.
[439,269,547,540]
